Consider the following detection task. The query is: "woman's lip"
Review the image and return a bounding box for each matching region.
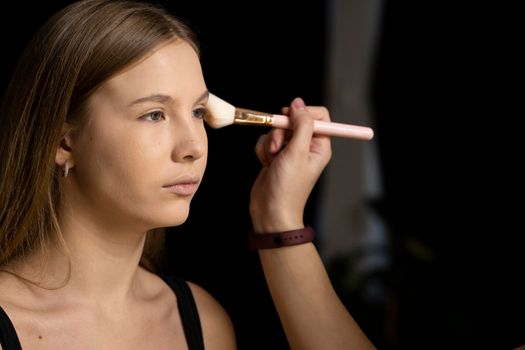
[162,176,200,196]
[163,182,199,196]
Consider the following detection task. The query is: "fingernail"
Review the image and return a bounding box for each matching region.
[292,97,306,110]
[270,139,278,153]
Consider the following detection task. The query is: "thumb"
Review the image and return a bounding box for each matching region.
[286,97,314,155]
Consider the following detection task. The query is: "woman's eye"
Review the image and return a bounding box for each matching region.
[142,111,164,122]
[192,107,207,119]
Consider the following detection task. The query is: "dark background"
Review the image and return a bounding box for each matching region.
[1,1,522,349]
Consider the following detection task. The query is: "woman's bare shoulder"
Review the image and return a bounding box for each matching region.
[137,269,236,348]
[186,281,237,349]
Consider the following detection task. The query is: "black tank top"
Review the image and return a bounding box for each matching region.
[0,275,204,350]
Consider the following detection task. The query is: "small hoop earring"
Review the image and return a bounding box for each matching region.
[62,160,69,178]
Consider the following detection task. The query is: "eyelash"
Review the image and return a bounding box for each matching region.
[192,107,207,120]
[141,107,207,122]
[142,111,165,122]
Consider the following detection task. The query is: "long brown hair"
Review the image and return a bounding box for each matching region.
[0,0,199,272]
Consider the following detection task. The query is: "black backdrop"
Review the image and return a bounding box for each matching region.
[1,1,523,349]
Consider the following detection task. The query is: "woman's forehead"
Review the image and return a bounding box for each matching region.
[95,41,205,107]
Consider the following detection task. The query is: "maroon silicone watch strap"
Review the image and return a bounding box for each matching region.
[248,226,315,250]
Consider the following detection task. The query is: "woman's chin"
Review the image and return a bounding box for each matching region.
[159,210,190,228]
[141,202,191,229]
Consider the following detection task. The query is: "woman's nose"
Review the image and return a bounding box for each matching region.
[170,118,207,162]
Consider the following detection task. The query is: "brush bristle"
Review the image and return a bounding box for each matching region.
[205,93,236,128]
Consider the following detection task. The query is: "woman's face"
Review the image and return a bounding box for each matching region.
[68,40,208,231]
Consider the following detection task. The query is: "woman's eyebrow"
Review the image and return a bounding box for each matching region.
[128,94,174,106]
[196,90,209,103]
[128,90,209,107]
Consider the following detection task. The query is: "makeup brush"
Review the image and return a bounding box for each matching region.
[205,93,374,140]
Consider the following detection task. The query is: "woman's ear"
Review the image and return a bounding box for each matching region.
[55,124,75,169]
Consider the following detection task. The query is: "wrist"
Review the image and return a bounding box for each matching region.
[251,217,304,234]
[250,206,304,233]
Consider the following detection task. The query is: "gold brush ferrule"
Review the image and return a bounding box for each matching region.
[233,108,274,126]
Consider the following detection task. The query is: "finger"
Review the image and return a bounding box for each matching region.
[304,106,331,122]
[303,106,332,160]
[282,106,329,121]
[285,97,314,155]
[306,106,332,157]
[281,106,290,115]
[304,106,331,143]
[255,133,270,166]
[267,127,287,154]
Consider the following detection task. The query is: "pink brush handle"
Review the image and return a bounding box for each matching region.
[272,114,374,140]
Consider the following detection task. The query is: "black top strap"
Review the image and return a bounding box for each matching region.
[0,305,22,350]
[160,275,205,350]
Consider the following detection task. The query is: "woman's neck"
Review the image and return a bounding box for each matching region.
[17,210,150,308]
